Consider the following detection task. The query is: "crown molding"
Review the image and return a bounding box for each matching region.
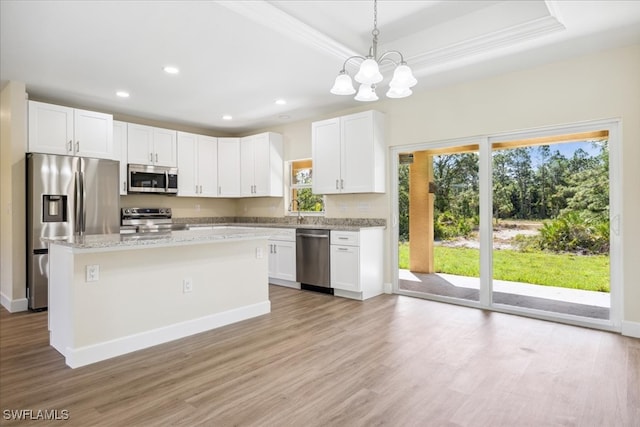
[217,0,358,60]
[407,14,566,74]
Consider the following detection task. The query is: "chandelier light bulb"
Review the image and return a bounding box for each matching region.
[386,86,413,99]
[330,72,356,95]
[354,83,379,102]
[389,64,417,88]
[354,58,383,85]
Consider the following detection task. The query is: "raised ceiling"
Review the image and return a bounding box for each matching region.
[1,0,639,134]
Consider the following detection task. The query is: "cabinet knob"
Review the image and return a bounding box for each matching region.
[155,153,158,163]
[150,153,153,162]
[68,140,73,152]
[336,179,339,190]
[76,141,80,152]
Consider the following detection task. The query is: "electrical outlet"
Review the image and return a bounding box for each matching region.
[256,247,263,259]
[183,278,193,293]
[86,265,99,282]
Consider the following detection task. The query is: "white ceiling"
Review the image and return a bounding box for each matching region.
[2,0,639,134]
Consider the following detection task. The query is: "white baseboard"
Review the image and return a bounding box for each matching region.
[0,292,28,312]
[621,320,640,338]
[63,300,271,369]
[384,282,392,294]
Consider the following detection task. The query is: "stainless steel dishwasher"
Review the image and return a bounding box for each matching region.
[296,229,333,294]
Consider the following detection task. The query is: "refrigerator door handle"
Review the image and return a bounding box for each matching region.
[74,171,81,234]
[80,171,86,235]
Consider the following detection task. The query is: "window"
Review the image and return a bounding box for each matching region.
[288,159,324,214]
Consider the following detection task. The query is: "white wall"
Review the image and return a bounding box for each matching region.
[247,44,640,324]
[0,81,27,312]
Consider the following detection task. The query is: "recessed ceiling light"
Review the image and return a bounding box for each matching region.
[222,115,233,121]
[163,66,180,74]
[278,114,290,120]
[275,99,287,105]
[116,91,130,98]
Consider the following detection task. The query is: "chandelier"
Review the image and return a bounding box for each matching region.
[330,0,417,101]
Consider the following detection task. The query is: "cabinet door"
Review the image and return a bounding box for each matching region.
[113,121,128,195]
[217,138,241,197]
[240,136,255,197]
[330,245,360,292]
[74,108,113,159]
[197,136,218,197]
[341,111,374,193]
[274,241,296,281]
[177,132,198,197]
[28,101,74,155]
[127,123,153,165]
[153,128,177,167]
[312,118,342,194]
[268,242,278,278]
[252,134,273,196]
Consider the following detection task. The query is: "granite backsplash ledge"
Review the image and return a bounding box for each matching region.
[173,216,386,228]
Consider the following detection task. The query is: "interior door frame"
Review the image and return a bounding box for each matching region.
[390,118,623,332]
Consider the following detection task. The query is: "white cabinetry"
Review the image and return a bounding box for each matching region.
[312,110,385,194]
[113,121,128,195]
[240,132,284,197]
[177,132,218,197]
[217,137,241,197]
[268,228,298,287]
[330,228,384,300]
[28,100,114,159]
[127,123,177,167]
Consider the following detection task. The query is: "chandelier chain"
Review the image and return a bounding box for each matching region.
[372,0,379,37]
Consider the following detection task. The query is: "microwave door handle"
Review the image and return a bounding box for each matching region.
[165,171,169,192]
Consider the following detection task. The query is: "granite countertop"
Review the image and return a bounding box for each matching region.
[187,222,385,231]
[47,227,274,253]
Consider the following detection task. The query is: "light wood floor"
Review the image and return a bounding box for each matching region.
[1,285,638,426]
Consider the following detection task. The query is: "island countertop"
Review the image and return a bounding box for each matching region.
[48,227,274,253]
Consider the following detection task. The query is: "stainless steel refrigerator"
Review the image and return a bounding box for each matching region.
[26,153,120,310]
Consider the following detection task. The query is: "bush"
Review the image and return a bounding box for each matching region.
[434,212,477,240]
[537,211,609,254]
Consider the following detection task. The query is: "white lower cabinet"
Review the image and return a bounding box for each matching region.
[268,228,298,288]
[330,229,384,300]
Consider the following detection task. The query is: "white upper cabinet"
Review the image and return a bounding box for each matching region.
[217,137,241,197]
[177,132,218,197]
[312,110,385,194]
[240,132,283,197]
[113,121,128,195]
[28,100,114,160]
[126,123,177,167]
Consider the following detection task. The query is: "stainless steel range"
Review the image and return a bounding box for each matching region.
[121,207,188,233]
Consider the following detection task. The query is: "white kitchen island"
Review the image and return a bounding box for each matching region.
[48,228,272,368]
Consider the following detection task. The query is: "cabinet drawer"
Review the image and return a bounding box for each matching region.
[331,231,359,246]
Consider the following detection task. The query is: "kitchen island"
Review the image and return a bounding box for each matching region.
[48,227,273,368]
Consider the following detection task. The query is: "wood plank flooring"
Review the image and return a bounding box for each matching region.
[1,285,638,426]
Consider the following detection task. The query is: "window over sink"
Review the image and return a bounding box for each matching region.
[288,159,324,215]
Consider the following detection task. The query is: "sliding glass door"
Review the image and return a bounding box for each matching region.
[392,119,621,330]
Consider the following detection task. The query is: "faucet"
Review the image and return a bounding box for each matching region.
[296,197,303,224]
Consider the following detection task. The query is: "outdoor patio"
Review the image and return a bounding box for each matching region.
[398,270,610,319]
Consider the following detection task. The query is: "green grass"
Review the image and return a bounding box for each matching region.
[398,243,610,292]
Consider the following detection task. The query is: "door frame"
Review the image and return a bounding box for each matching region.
[390,118,623,332]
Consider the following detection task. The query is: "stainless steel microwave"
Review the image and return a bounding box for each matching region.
[127,164,178,194]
